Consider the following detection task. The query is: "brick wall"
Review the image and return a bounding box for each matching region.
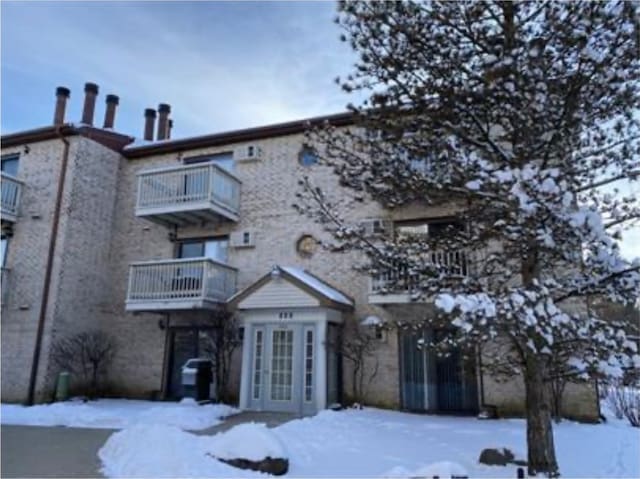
[1,128,599,420]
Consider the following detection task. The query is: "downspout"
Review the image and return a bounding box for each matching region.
[26,128,71,405]
[160,314,172,400]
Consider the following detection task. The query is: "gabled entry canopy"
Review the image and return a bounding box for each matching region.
[227,265,354,311]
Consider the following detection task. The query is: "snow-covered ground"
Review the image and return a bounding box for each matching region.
[3,398,637,477]
[99,407,640,478]
[0,398,237,431]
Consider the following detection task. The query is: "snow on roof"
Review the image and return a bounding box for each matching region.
[280,266,354,307]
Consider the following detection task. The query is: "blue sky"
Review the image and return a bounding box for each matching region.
[1,1,638,260]
[1,1,356,138]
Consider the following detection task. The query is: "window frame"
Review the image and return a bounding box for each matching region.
[1,154,20,177]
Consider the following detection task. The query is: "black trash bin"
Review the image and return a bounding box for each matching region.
[181,358,213,401]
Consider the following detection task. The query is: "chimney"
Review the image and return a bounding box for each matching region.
[167,119,174,139]
[144,108,157,141]
[157,103,171,141]
[53,86,71,125]
[103,94,119,129]
[81,82,99,125]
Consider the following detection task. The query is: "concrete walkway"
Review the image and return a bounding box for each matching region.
[1,425,114,478]
[195,410,298,435]
[0,411,297,478]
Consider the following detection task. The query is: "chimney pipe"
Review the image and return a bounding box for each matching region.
[144,108,157,141]
[103,94,119,129]
[81,82,99,126]
[167,119,174,140]
[53,86,71,125]
[157,103,171,141]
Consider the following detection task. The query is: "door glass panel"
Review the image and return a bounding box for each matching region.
[204,238,228,263]
[270,329,293,401]
[185,152,234,172]
[179,242,204,258]
[210,152,234,173]
[304,329,314,402]
[253,330,264,400]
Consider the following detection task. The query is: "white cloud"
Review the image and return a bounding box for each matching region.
[1,2,357,137]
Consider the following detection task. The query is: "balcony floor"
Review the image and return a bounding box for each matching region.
[135,201,239,227]
[125,297,226,313]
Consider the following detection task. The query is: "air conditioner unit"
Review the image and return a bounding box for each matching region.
[360,218,391,237]
[230,230,256,248]
[235,144,262,162]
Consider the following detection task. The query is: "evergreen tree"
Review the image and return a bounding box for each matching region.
[296,1,640,475]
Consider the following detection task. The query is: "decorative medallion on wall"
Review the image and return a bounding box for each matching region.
[296,234,318,258]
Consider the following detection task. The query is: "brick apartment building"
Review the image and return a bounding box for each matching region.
[0,83,599,420]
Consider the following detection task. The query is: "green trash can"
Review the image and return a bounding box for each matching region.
[55,371,70,401]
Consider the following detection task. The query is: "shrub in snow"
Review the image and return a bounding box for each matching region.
[198,311,243,403]
[606,383,640,427]
[50,330,115,399]
[326,319,380,405]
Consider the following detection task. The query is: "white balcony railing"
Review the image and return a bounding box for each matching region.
[1,173,22,223]
[370,250,469,295]
[126,257,238,311]
[135,162,241,224]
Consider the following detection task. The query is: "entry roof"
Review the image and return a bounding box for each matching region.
[227,265,355,311]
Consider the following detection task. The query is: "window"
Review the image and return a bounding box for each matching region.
[184,152,234,172]
[252,329,264,400]
[395,219,463,239]
[304,328,314,402]
[401,145,452,181]
[178,237,229,263]
[1,155,19,177]
[298,146,318,167]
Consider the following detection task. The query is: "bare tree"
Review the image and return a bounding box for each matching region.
[327,319,380,405]
[201,310,242,403]
[50,330,115,399]
[295,2,640,476]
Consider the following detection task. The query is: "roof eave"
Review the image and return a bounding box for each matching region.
[124,111,355,159]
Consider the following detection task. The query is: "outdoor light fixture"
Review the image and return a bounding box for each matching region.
[270,266,281,280]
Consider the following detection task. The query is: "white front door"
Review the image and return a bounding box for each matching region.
[247,323,316,414]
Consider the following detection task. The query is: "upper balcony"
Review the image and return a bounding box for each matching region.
[1,173,23,224]
[368,250,470,304]
[135,162,241,227]
[125,257,238,312]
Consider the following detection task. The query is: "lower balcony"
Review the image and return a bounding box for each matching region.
[125,258,238,312]
[368,250,469,304]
